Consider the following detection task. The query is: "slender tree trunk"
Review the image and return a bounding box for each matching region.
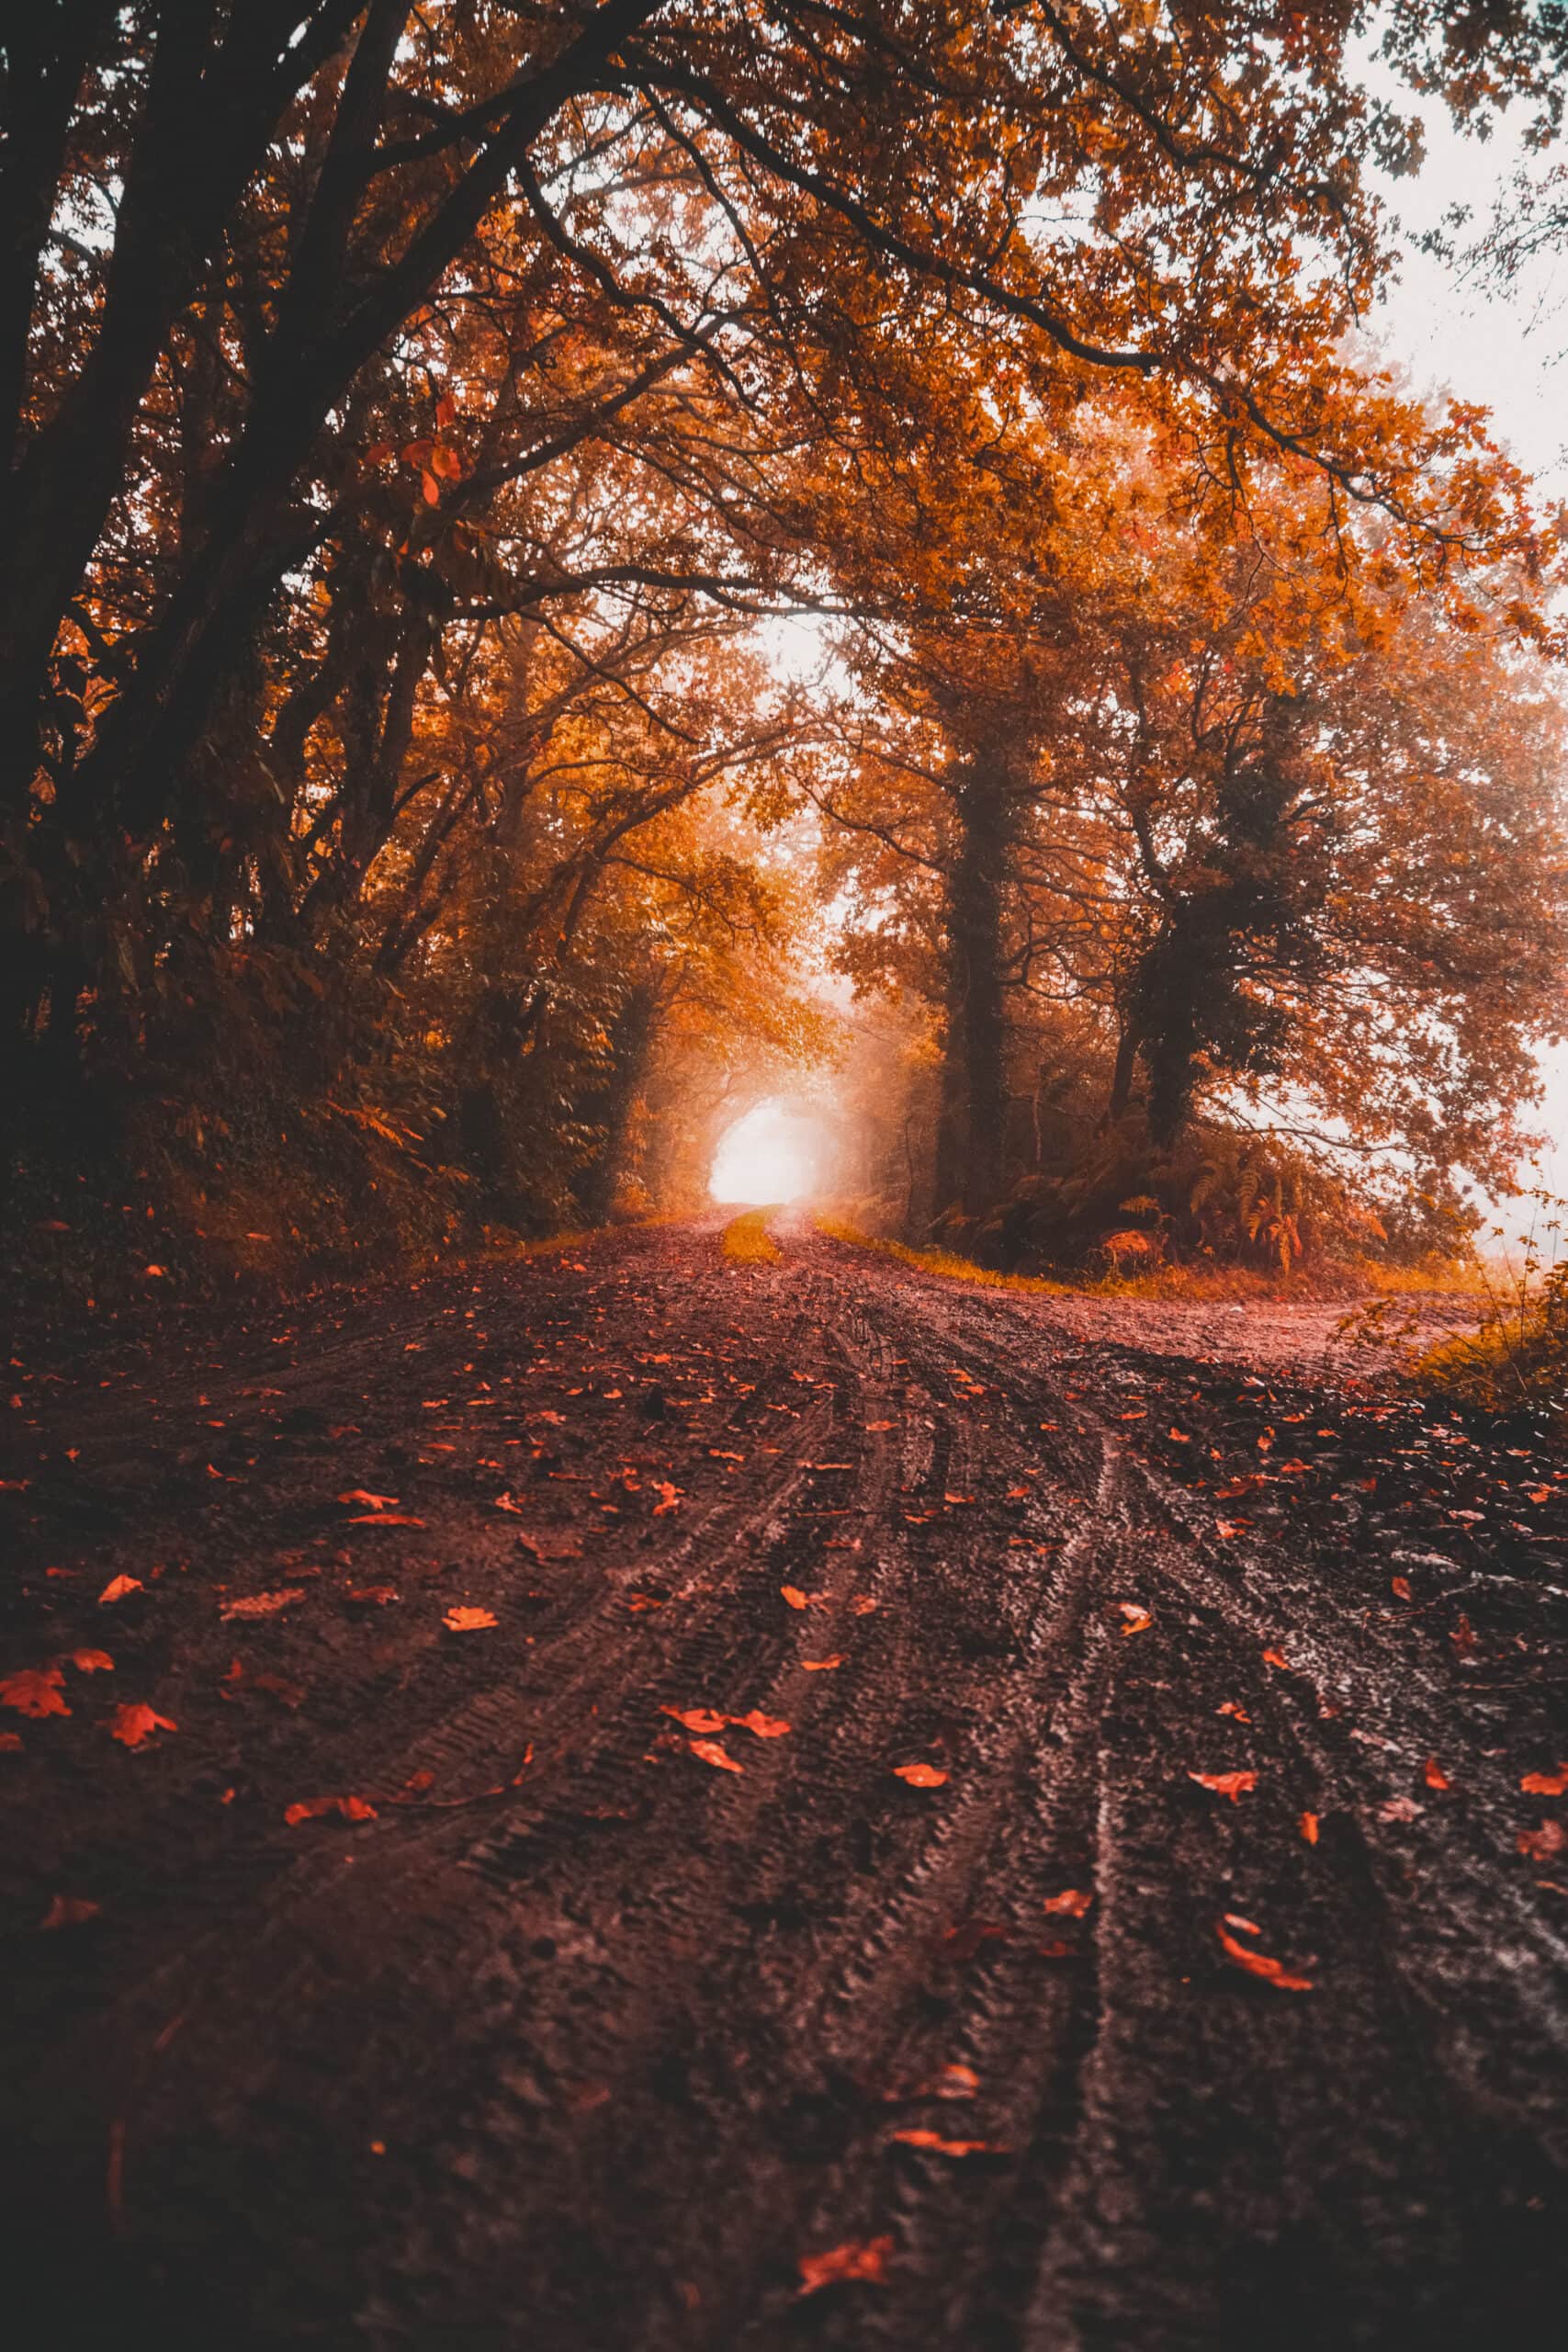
[1108,1025,1138,1122]
[579,980,657,1223]
[945,762,1010,1216]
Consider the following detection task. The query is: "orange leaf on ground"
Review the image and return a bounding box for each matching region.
[1391,1576,1413,1600]
[338,1488,398,1510]
[110,1702,176,1748]
[1214,1521,1245,1539]
[852,1595,878,1614]
[344,1512,427,1527]
[798,2237,894,2293]
[70,1649,113,1672]
[284,1794,378,1826]
[1043,1888,1092,1917]
[1,1665,70,1718]
[651,1481,683,1514]
[688,1737,743,1774]
[347,1584,400,1606]
[889,2129,1005,2157]
[893,1762,948,1788]
[40,1894,100,1928]
[733,1710,790,1738]
[1118,1603,1152,1634]
[865,1420,896,1431]
[98,1575,142,1604]
[1261,1647,1291,1670]
[220,1587,305,1620]
[781,1585,808,1610]
[1424,1757,1451,1791]
[444,1606,497,1631]
[1521,1763,1568,1795]
[1519,1820,1566,1860]
[1217,1701,1250,1723]
[661,1705,728,1736]
[1300,1811,1320,1844]
[1190,1770,1258,1803]
[1215,1920,1313,1991]
[802,1655,843,1671]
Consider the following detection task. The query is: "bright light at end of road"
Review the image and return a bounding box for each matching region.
[709,1102,823,1205]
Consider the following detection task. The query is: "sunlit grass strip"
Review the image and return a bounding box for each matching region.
[813,1216,1070,1295]
[723,1207,783,1264]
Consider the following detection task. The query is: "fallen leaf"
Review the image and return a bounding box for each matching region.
[110,1702,176,1748]
[893,1762,948,1788]
[220,1587,305,1620]
[344,1512,427,1528]
[1518,1819,1566,1860]
[1261,1647,1291,1671]
[1214,1521,1245,1539]
[1423,1757,1451,1792]
[798,2237,894,2293]
[1,1665,70,1718]
[1520,1763,1568,1796]
[338,1488,399,1510]
[70,1648,114,1673]
[781,1585,809,1610]
[284,1794,378,1826]
[1217,1701,1250,1723]
[1224,1911,1262,1935]
[1118,1603,1152,1634]
[931,2063,980,2097]
[39,1895,100,1929]
[651,1481,683,1515]
[1450,1612,1478,1658]
[1215,1920,1313,1992]
[1043,1888,1092,1917]
[688,1737,743,1774]
[661,1705,728,1736]
[889,2129,1005,2157]
[1391,1576,1413,1600]
[732,1709,790,1738]
[0,1732,22,1751]
[444,1605,497,1632]
[1300,1811,1320,1844]
[1190,1770,1258,1803]
[852,1595,878,1614]
[865,1420,896,1431]
[802,1655,843,1671]
[347,1584,400,1606]
[98,1575,142,1604]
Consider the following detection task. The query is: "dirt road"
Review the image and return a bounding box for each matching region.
[4,1220,1566,2349]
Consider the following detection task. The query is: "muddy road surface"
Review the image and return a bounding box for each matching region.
[4,1219,1567,2350]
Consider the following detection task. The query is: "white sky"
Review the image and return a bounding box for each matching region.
[1360,69,1568,1222]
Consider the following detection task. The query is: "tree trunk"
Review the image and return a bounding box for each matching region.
[944,762,1010,1216]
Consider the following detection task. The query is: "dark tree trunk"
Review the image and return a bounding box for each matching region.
[578,980,658,1224]
[1108,1025,1139,1122]
[944,762,1010,1217]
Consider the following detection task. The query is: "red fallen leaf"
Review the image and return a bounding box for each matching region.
[889,2128,1006,2157]
[220,1587,305,1620]
[338,1488,399,1510]
[732,1709,790,1738]
[1300,1811,1320,1844]
[929,2062,980,2097]
[70,1648,114,1673]
[493,1492,525,1514]
[852,1595,878,1614]
[1215,1919,1313,1991]
[1168,1427,1191,1442]
[781,1585,809,1610]
[865,1419,896,1430]
[284,1794,378,1826]
[110,1702,176,1748]
[1214,1480,1254,1500]
[651,1481,683,1515]
[1190,1770,1258,1803]
[1118,1603,1152,1634]
[40,1895,100,1929]
[802,1655,843,1671]
[1214,1521,1245,1539]
[688,1736,743,1774]
[943,1492,975,1505]
[1,1665,69,1718]
[1043,1888,1092,1917]
[98,1575,142,1604]
[443,1605,497,1632]
[893,1762,948,1788]
[943,1919,1010,1959]
[1424,1757,1451,1792]
[1520,1763,1568,1795]
[1527,1485,1551,1504]
[344,1512,427,1527]
[347,1584,400,1606]
[0,1732,22,1751]
[661,1705,728,1736]
[1217,1701,1250,1723]
[1450,1612,1478,1657]
[1261,1647,1291,1671]
[626,1593,662,1611]
[1391,1576,1413,1600]
[1037,1939,1077,1959]
[798,2236,894,2293]
[1518,1820,1566,1860]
